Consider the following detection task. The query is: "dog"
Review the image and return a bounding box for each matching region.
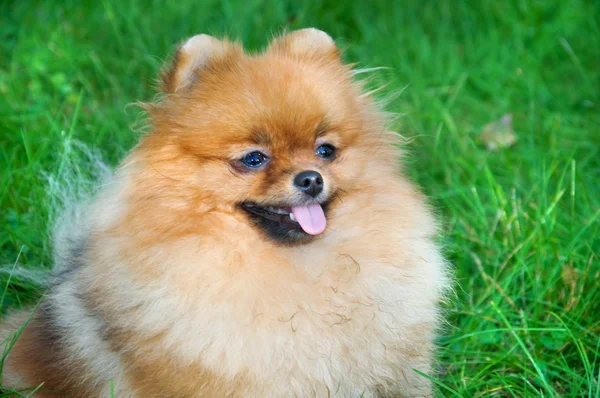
[0,28,449,397]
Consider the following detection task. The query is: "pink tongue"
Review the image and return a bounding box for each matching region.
[291,204,326,235]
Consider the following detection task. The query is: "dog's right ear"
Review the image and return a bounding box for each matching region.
[160,34,239,94]
[267,28,339,62]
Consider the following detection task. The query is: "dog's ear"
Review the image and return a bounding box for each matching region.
[161,34,239,93]
[267,28,339,61]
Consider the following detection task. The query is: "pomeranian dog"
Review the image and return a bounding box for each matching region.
[1,29,449,397]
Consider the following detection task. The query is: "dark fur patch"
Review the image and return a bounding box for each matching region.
[4,236,112,394]
[51,237,86,285]
[72,291,111,343]
[5,304,94,396]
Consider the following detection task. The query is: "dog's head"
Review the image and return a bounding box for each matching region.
[134,29,394,245]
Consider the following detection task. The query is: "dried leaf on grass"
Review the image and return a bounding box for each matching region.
[479,113,517,151]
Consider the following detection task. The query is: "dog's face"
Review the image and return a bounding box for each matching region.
[138,30,390,245]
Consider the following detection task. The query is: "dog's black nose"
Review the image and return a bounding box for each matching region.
[294,170,324,198]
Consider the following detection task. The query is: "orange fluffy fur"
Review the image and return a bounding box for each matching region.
[1,29,449,397]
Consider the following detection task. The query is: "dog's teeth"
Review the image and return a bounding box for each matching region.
[265,206,289,215]
[289,213,297,222]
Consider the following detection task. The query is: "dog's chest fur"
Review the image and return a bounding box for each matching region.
[95,228,439,397]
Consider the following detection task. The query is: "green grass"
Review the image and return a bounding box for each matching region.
[1,0,599,396]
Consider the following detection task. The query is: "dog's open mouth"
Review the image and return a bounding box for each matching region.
[241,203,327,235]
[240,201,329,243]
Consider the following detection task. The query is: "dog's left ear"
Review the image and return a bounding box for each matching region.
[267,28,340,61]
[161,34,240,93]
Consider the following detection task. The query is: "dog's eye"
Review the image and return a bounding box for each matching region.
[315,143,336,160]
[241,151,269,169]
